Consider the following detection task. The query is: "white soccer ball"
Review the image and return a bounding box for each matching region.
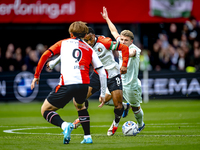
[122,121,138,136]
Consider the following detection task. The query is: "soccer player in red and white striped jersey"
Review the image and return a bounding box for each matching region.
[31,21,107,144]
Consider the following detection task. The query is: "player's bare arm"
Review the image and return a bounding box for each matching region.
[31,78,39,90]
[101,6,119,39]
[98,96,106,108]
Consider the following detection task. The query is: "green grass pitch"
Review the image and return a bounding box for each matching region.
[0,99,200,150]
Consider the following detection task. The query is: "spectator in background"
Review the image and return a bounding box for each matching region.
[159,48,172,70]
[168,44,179,71]
[2,48,16,71]
[172,38,179,49]
[193,46,200,71]
[36,43,47,58]
[177,47,186,71]
[14,47,27,71]
[168,23,180,45]
[159,33,169,49]
[7,43,15,53]
[185,16,199,45]
[179,33,191,50]
[187,40,200,71]
[1,43,16,72]
[25,49,39,72]
[150,42,162,71]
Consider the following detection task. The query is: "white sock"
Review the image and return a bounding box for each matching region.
[113,120,119,127]
[84,135,91,139]
[61,122,68,130]
[105,99,114,106]
[134,108,144,127]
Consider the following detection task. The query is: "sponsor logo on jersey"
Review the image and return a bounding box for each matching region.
[13,71,38,103]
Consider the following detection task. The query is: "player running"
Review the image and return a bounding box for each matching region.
[48,27,130,136]
[101,6,145,133]
[31,21,107,144]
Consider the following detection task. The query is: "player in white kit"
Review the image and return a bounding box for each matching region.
[31,21,107,144]
[101,6,145,133]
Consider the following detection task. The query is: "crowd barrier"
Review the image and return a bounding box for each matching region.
[0,70,199,103]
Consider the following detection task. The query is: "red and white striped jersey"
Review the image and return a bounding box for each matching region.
[34,37,103,85]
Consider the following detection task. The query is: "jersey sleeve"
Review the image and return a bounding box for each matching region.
[91,50,104,69]
[117,43,129,67]
[98,36,113,50]
[48,40,62,55]
[34,40,62,78]
[34,50,53,78]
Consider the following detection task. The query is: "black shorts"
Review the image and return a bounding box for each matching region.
[90,72,122,94]
[47,84,89,108]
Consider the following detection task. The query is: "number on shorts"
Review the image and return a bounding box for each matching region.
[116,77,121,86]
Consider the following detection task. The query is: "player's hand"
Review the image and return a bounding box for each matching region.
[101,6,108,20]
[31,78,39,90]
[98,96,106,108]
[46,62,52,70]
[120,66,127,74]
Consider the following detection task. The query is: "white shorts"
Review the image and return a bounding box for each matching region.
[123,85,142,107]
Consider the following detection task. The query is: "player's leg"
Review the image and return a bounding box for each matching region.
[41,99,62,126]
[123,85,145,133]
[107,75,124,136]
[73,72,100,129]
[73,85,99,129]
[131,106,145,132]
[74,84,93,144]
[107,89,124,136]
[41,85,74,144]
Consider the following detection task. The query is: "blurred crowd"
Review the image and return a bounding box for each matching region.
[147,16,200,72]
[0,43,50,72]
[0,17,200,73]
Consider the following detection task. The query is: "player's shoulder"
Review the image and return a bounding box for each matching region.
[56,37,73,44]
[97,35,112,44]
[130,43,141,52]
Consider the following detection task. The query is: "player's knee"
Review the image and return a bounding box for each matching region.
[131,106,140,111]
[114,102,123,109]
[76,103,84,109]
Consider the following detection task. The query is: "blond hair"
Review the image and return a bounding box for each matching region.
[120,30,134,40]
[68,21,88,38]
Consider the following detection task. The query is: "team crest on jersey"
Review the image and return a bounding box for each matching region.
[98,48,102,52]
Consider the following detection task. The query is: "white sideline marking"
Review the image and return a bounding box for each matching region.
[1,123,200,137]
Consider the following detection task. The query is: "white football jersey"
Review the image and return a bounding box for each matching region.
[117,37,141,89]
[93,36,120,78]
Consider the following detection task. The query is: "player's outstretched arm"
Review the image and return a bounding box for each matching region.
[101,6,119,39]
[117,43,129,74]
[95,67,107,107]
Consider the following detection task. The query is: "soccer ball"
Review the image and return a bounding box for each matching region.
[122,121,138,136]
